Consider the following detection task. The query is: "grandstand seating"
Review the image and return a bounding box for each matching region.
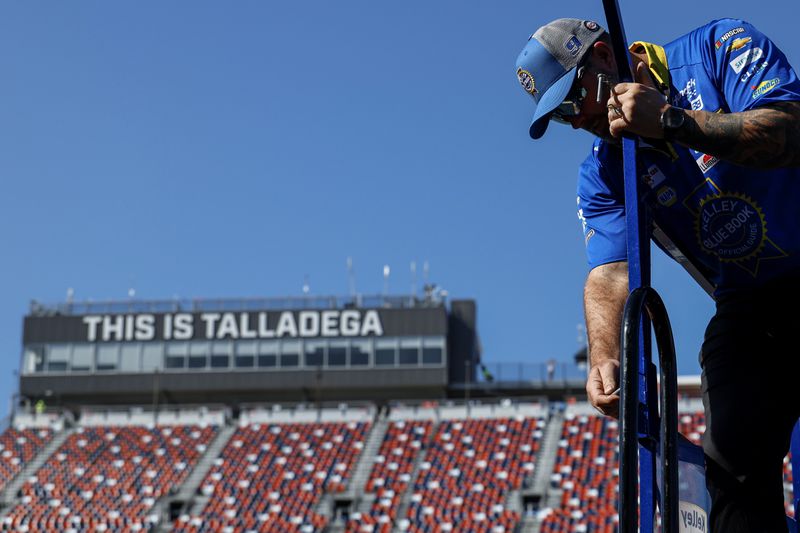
[2,424,217,532]
[346,419,434,533]
[539,412,619,533]
[0,427,54,494]
[174,421,369,533]
[5,402,800,532]
[402,415,544,533]
[679,412,705,447]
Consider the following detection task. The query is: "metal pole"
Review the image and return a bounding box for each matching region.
[600,1,658,530]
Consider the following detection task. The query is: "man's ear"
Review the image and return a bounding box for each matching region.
[591,41,616,71]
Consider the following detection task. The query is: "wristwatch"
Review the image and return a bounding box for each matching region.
[660,105,686,139]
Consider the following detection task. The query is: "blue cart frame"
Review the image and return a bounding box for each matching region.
[600,1,800,530]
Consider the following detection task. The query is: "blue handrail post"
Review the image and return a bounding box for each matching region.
[600,0,659,530]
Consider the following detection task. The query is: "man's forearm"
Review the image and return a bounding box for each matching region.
[675,102,800,168]
[584,262,629,366]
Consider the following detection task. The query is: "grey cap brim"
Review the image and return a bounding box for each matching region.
[529,66,579,139]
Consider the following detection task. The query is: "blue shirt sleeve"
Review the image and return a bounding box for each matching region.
[577,145,627,269]
[702,19,800,112]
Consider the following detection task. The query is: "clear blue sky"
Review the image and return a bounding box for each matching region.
[1,1,796,417]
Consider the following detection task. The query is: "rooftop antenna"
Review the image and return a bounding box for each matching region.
[410,261,417,298]
[423,260,430,286]
[576,323,587,346]
[383,265,390,297]
[347,257,356,299]
[302,275,310,296]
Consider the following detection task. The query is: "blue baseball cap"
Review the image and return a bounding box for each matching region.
[515,18,607,139]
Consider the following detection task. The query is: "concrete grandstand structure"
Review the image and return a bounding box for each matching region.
[0,294,791,531]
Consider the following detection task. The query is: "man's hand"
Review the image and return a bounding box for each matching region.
[584,262,628,419]
[587,358,621,418]
[607,61,669,139]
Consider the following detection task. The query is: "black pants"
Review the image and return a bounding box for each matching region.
[701,283,800,533]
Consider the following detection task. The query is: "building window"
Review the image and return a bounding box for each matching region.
[211,342,231,369]
[97,344,120,372]
[351,340,371,366]
[188,342,209,369]
[121,344,143,372]
[399,339,420,366]
[165,343,188,370]
[328,341,347,367]
[422,338,444,365]
[24,347,45,374]
[280,340,301,368]
[236,341,256,368]
[375,339,397,366]
[47,345,70,372]
[305,341,325,368]
[258,341,277,368]
[142,344,163,371]
[71,345,94,372]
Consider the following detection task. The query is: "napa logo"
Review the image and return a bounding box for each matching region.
[657,186,677,207]
[751,78,779,99]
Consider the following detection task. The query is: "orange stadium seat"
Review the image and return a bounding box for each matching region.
[2,424,217,532]
[0,427,53,494]
[172,421,369,533]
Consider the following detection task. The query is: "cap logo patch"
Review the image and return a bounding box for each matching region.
[584,21,599,31]
[564,35,583,57]
[517,68,537,95]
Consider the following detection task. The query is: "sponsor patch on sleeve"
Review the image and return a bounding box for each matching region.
[740,60,768,83]
[642,165,666,188]
[729,47,764,74]
[657,186,677,207]
[696,153,720,173]
[751,78,780,99]
[714,27,745,49]
[725,37,752,54]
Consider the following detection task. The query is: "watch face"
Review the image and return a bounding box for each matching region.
[666,107,685,129]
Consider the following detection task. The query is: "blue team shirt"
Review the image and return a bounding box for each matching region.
[577,19,800,295]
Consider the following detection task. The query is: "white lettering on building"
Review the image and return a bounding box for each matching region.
[83,310,386,341]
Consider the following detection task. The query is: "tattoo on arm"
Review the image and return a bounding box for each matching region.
[675,101,800,168]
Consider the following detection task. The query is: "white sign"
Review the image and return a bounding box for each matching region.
[679,501,708,533]
[82,310,384,342]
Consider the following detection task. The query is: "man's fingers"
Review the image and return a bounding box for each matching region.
[600,364,619,395]
[593,393,620,418]
[586,363,621,418]
[634,61,657,88]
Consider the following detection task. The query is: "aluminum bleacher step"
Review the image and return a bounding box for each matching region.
[325,414,386,527]
[0,426,73,508]
[343,415,388,499]
[174,423,237,502]
[529,410,564,496]
[167,422,238,523]
[391,421,437,533]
